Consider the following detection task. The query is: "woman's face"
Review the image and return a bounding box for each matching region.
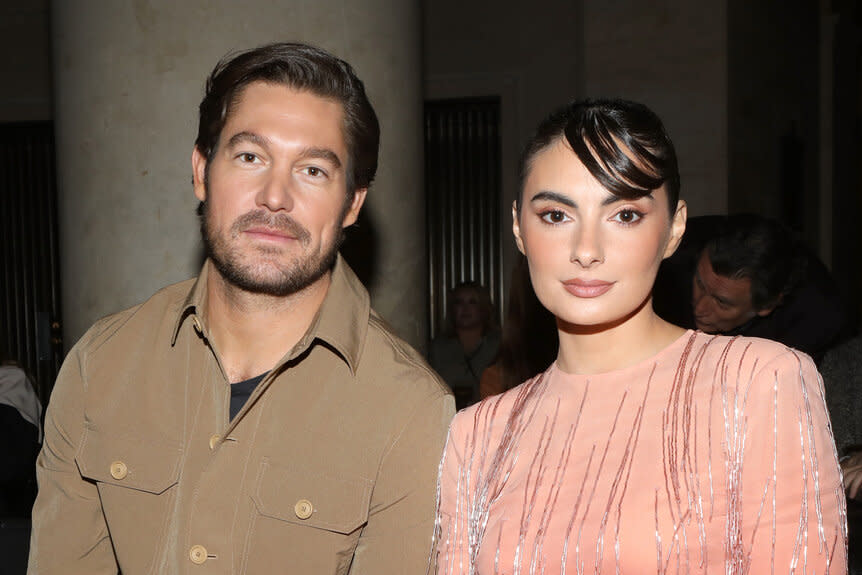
[452,287,483,331]
[513,138,686,329]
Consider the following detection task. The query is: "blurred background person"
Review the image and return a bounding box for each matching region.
[653,213,855,363]
[429,281,500,409]
[0,346,42,517]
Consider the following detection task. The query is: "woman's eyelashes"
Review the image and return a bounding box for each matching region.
[610,208,645,226]
[538,208,571,225]
[535,206,647,226]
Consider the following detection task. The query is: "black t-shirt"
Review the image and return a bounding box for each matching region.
[230,373,267,420]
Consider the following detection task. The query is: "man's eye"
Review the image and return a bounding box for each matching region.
[239,153,258,163]
[540,210,568,224]
[302,166,327,178]
[612,209,643,224]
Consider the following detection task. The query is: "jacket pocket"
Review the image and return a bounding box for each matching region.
[75,426,182,572]
[251,457,372,534]
[76,426,182,493]
[242,458,373,574]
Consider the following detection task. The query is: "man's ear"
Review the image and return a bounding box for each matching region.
[342,188,367,228]
[663,199,687,259]
[512,200,526,255]
[756,294,783,317]
[192,147,208,202]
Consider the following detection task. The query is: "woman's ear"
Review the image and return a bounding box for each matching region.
[663,199,687,259]
[512,200,526,255]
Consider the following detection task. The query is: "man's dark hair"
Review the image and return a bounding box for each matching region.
[705,215,807,310]
[517,98,680,215]
[195,42,380,194]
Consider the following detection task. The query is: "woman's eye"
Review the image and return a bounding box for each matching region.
[540,210,568,224]
[612,209,643,224]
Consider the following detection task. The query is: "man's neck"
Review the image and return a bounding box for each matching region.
[205,267,332,383]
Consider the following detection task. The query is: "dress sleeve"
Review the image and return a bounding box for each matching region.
[739,348,846,573]
[435,411,472,575]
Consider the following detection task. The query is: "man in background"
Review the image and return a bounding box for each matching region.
[653,214,854,362]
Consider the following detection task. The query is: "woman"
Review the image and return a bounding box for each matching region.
[430,282,500,409]
[435,99,846,574]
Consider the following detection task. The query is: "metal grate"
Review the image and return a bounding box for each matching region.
[0,122,62,404]
[424,97,503,340]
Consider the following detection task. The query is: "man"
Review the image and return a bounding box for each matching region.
[29,43,454,574]
[653,214,854,362]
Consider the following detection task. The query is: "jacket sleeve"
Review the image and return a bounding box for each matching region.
[740,349,846,573]
[28,338,118,574]
[347,387,455,575]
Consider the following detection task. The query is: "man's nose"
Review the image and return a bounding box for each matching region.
[693,293,712,317]
[256,168,294,212]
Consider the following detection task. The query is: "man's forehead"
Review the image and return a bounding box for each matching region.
[697,251,753,305]
[218,81,347,156]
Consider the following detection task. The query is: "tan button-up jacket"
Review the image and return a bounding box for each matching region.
[29,256,454,574]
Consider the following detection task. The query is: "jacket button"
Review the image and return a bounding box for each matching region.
[294,499,313,520]
[189,544,208,564]
[209,434,220,450]
[110,461,128,480]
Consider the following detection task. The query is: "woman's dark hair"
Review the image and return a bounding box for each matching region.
[495,255,558,390]
[517,98,680,215]
[195,42,380,194]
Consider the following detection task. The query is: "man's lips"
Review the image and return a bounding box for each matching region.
[243,226,297,241]
[562,279,614,298]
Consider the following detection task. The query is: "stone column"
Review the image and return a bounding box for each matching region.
[53,1,427,349]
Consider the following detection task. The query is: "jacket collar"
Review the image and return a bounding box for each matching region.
[171,254,369,375]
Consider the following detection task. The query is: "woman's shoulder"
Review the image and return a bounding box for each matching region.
[688,331,819,383]
[449,368,552,440]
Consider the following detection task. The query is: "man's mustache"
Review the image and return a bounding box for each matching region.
[230,210,311,245]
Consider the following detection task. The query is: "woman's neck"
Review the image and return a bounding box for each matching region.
[555,303,686,376]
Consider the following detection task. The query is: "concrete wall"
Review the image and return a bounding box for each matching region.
[53,1,427,348]
[581,0,728,217]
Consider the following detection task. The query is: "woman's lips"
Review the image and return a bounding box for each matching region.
[562,279,614,298]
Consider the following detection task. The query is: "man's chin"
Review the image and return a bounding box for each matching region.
[694,321,718,334]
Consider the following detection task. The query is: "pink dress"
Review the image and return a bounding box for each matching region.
[435,331,846,574]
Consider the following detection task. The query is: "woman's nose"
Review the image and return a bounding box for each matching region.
[569,223,604,267]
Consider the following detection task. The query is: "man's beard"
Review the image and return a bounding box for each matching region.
[200,201,343,297]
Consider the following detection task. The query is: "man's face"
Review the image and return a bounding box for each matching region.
[192,82,365,297]
[691,250,767,333]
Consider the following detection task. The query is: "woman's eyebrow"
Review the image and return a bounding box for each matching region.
[530,190,576,207]
[601,191,655,206]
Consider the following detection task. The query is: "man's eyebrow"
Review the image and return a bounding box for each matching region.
[530,190,576,207]
[297,147,342,169]
[225,131,271,150]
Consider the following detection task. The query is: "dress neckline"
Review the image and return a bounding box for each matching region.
[550,329,697,382]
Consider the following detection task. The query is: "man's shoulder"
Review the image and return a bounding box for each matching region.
[74,278,197,356]
[359,311,450,399]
